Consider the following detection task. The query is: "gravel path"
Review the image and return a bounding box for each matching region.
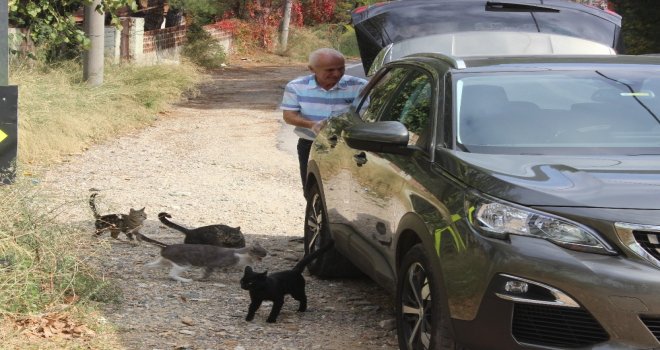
[36,61,398,350]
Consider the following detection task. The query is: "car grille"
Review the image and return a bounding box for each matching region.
[640,316,660,342]
[512,304,608,348]
[615,223,660,268]
[633,230,660,261]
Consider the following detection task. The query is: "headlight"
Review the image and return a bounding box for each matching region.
[466,192,616,255]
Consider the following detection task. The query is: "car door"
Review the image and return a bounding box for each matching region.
[348,65,436,275]
[312,67,410,228]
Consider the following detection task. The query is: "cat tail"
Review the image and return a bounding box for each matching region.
[157,212,191,234]
[136,233,168,248]
[89,193,101,219]
[292,240,335,273]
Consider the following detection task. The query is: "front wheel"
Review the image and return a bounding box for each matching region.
[396,244,458,350]
[304,183,361,278]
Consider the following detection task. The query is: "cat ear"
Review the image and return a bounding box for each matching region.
[244,265,253,273]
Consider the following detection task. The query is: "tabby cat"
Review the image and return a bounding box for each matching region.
[158,212,245,248]
[240,241,334,323]
[89,193,146,241]
[144,243,268,283]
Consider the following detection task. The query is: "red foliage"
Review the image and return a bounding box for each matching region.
[209,19,238,34]
[226,0,282,49]
[216,0,339,49]
[291,0,304,27]
[303,0,336,24]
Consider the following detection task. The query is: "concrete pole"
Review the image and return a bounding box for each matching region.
[83,0,104,86]
[279,0,292,52]
[1,0,8,85]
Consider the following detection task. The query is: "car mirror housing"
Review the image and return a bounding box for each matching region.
[342,121,411,154]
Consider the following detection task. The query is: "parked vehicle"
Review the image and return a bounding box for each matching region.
[304,53,660,349]
[349,0,623,77]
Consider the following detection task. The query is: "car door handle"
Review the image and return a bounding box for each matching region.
[353,152,367,166]
[372,233,392,247]
[328,135,338,148]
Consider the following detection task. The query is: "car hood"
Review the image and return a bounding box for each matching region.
[351,0,621,74]
[444,152,660,209]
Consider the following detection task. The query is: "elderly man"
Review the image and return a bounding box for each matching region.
[280,48,368,190]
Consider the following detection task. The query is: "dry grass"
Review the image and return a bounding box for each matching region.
[0,178,124,348]
[278,25,361,62]
[10,59,203,166]
[2,58,204,348]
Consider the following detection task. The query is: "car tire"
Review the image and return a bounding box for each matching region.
[397,244,459,350]
[304,183,362,278]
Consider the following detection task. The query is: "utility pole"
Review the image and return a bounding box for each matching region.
[279,0,292,52]
[83,0,104,86]
[1,0,8,85]
[0,0,17,184]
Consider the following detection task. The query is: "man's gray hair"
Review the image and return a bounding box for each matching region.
[308,48,345,67]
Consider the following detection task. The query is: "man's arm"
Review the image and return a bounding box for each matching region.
[283,110,316,129]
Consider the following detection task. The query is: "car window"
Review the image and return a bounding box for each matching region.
[378,72,433,148]
[455,69,660,155]
[357,67,409,123]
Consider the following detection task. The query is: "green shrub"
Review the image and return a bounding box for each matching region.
[182,24,228,69]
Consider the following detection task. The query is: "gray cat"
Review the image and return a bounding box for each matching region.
[144,243,268,283]
[89,193,146,241]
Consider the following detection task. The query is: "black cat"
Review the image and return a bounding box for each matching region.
[240,241,334,323]
[158,212,245,248]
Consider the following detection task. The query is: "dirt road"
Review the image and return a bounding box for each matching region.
[37,60,399,349]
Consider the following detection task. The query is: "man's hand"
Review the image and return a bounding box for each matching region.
[312,119,328,135]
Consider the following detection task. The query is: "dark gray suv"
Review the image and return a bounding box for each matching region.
[304,54,660,349]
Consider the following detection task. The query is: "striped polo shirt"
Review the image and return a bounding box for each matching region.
[280,74,367,140]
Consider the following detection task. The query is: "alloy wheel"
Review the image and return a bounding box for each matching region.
[400,261,433,349]
[305,191,324,253]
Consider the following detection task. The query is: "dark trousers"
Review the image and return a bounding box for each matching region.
[297,138,313,189]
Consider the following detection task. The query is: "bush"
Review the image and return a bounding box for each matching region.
[182,24,228,69]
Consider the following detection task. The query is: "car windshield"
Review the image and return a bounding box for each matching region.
[455,68,660,155]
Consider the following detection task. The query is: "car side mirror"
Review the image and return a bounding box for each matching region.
[342,121,411,155]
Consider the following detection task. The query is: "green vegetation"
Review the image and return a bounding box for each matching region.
[9,0,136,61]
[608,0,660,54]
[182,24,227,69]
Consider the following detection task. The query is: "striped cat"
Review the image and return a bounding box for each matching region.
[89,193,147,241]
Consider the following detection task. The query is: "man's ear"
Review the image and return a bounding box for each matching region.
[308,65,315,73]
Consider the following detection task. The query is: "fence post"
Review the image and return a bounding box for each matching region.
[104,25,121,64]
[130,17,145,64]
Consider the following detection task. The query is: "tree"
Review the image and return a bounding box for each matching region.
[9,0,137,60]
[608,0,660,54]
